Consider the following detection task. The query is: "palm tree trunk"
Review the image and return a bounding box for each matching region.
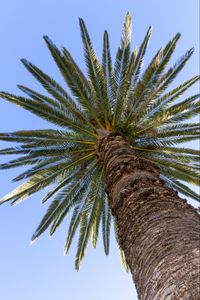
[97,135,200,300]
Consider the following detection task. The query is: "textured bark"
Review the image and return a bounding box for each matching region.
[97,136,200,300]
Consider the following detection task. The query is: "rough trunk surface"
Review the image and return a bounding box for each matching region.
[97,136,200,300]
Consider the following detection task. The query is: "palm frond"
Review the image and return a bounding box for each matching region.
[51,163,100,238]
[18,85,93,128]
[155,47,194,95]
[79,19,110,128]
[0,92,97,138]
[157,124,199,138]
[92,194,103,248]
[44,36,105,128]
[144,155,199,186]
[125,49,163,123]
[138,77,200,125]
[21,59,78,111]
[102,193,111,255]
[114,220,129,272]
[112,12,132,126]
[154,33,181,75]
[0,152,95,206]
[31,161,98,242]
[124,26,152,112]
[75,168,103,269]
[102,30,115,111]
[161,175,200,202]
[130,26,152,90]
[0,129,96,143]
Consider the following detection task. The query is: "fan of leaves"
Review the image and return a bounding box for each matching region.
[0,13,199,270]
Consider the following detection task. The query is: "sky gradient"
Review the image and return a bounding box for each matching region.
[0,1,199,299]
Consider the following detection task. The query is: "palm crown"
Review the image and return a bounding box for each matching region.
[0,13,199,270]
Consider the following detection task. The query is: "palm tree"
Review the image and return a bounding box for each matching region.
[0,12,199,299]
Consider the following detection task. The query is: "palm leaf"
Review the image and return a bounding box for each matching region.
[75,168,103,269]
[102,30,115,112]
[114,220,129,272]
[138,77,200,125]
[102,194,111,255]
[21,59,78,111]
[155,47,194,95]
[124,26,152,113]
[79,19,110,127]
[31,162,98,242]
[112,13,132,126]
[161,175,200,202]
[0,153,95,205]
[0,92,97,138]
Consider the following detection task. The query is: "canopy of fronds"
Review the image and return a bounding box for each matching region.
[0,13,199,270]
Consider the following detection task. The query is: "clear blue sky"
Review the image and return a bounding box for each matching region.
[0,1,199,300]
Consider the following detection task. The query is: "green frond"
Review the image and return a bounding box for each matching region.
[0,129,96,143]
[92,196,103,248]
[125,49,163,123]
[50,163,100,238]
[148,151,199,170]
[30,199,61,244]
[0,92,97,138]
[63,167,102,257]
[41,170,79,204]
[126,26,152,95]
[20,59,77,111]
[0,171,55,206]
[138,77,200,126]
[161,166,199,187]
[145,155,199,186]
[15,150,95,183]
[161,175,200,202]
[162,97,200,122]
[0,152,95,206]
[138,145,200,158]
[111,48,137,127]
[63,201,87,255]
[12,156,70,182]
[44,36,104,129]
[31,161,98,242]
[0,155,42,169]
[133,33,180,117]
[154,33,181,76]
[49,182,87,237]
[157,122,200,135]
[113,12,131,88]
[157,124,199,138]
[134,49,163,102]
[0,143,93,159]
[122,26,152,124]
[79,19,110,128]
[114,221,129,272]
[75,169,103,269]
[155,47,194,95]
[112,13,132,119]
[75,210,89,270]
[102,30,115,111]
[158,106,200,127]
[102,194,111,255]
[18,85,87,127]
[18,85,64,108]
[130,34,181,120]
[133,134,200,149]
